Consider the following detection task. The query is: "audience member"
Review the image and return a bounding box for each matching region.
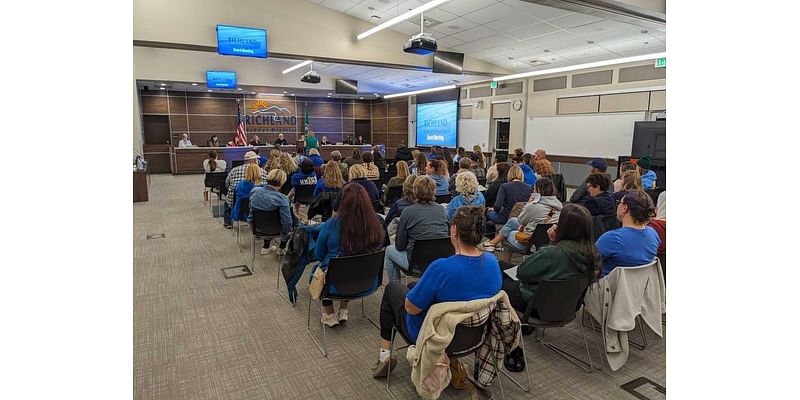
[513,155,537,186]
[584,173,616,217]
[307,148,324,169]
[513,148,524,159]
[482,177,562,253]
[224,151,269,228]
[347,164,380,203]
[472,144,487,169]
[290,158,319,212]
[249,169,298,255]
[361,152,381,181]
[486,157,501,184]
[384,176,450,282]
[487,165,532,227]
[313,183,385,327]
[447,171,486,221]
[596,190,660,277]
[203,150,227,201]
[636,156,657,190]
[533,149,554,176]
[384,161,409,203]
[252,147,267,168]
[232,163,263,223]
[570,158,612,205]
[427,145,443,160]
[448,158,473,195]
[178,133,193,148]
[329,150,349,181]
[384,175,417,236]
[206,135,221,147]
[441,147,453,166]
[274,133,288,146]
[372,146,386,170]
[485,162,510,207]
[468,152,487,181]
[264,149,281,172]
[612,170,643,201]
[613,161,638,192]
[344,149,362,168]
[249,135,262,146]
[372,206,501,377]
[395,143,413,163]
[313,161,344,198]
[426,159,450,196]
[453,147,466,164]
[411,151,428,175]
[648,191,666,256]
[305,129,319,153]
[278,152,298,195]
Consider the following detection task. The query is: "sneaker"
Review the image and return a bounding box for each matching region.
[223,224,233,229]
[276,248,286,257]
[371,356,398,378]
[321,312,339,328]
[261,245,278,255]
[337,309,349,323]
[482,242,496,252]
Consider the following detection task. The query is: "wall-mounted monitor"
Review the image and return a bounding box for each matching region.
[216,24,267,58]
[416,100,458,147]
[206,71,237,88]
[335,79,358,95]
[432,51,464,74]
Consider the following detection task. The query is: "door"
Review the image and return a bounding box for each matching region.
[354,119,372,144]
[143,115,171,145]
[494,119,510,151]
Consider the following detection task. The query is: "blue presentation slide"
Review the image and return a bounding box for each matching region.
[217,25,268,58]
[416,101,457,147]
[206,71,237,88]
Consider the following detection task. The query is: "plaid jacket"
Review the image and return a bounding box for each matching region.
[225,164,270,206]
[462,293,521,388]
[534,158,555,176]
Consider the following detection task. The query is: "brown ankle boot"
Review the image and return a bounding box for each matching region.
[449,358,467,390]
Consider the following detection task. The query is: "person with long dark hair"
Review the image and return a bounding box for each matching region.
[372,206,501,377]
[203,150,227,202]
[485,162,509,206]
[313,183,385,327]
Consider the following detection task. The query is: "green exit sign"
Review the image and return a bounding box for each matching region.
[655,57,666,68]
[490,81,498,89]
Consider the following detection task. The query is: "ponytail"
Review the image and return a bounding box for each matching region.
[208,151,217,172]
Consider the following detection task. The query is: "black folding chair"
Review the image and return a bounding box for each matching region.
[371,199,383,214]
[206,172,228,219]
[250,210,290,302]
[545,174,566,203]
[306,249,386,357]
[235,197,250,252]
[400,238,454,281]
[383,186,403,208]
[518,277,599,376]
[386,312,506,400]
[592,214,621,240]
[434,194,452,204]
[294,185,316,205]
[501,223,554,263]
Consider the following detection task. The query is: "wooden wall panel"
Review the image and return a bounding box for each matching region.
[307,117,343,133]
[141,96,168,114]
[187,97,237,115]
[372,118,388,133]
[372,102,388,118]
[388,117,407,132]
[307,101,342,117]
[169,115,188,132]
[341,102,354,118]
[388,100,408,117]
[169,96,187,113]
[189,133,235,147]
[354,103,371,119]
[342,119,354,133]
[188,115,237,132]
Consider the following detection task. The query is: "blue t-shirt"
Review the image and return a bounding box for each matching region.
[596,226,661,277]
[520,163,537,186]
[292,171,318,188]
[405,253,502,342]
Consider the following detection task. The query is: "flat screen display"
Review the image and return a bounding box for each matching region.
[206,71,237,88]
[416,100,457,147]
[216,24,267,58]
[432,51,464,74]
[335,79,358,95]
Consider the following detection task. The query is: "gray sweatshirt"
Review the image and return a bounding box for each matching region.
[395,202,450,261]
[518,195,563,234]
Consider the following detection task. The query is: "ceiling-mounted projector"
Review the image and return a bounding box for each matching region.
[300,70,321,84]
[403,32,437,55]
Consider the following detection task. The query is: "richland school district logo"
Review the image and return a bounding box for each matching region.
[246,100,297,133]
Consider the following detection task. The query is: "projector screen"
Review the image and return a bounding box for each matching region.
[416,100,458,147]
[206,71,237,88]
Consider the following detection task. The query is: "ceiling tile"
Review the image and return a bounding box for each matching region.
[470,33,519,50]
[391,20,425,35]
[451,25,496,42]
[428,17,478,36]
[555,45,613,61]
[347,5,385,22]
[470,46,509,59]
[505,22,561,41]
[418,7,458,24]
[602,38,664,53]
[308,0,325,4]
[546,13,604,29]
[565,19,640,37]
[360,0,403,13]
[484,13,545,32]
[440,0,495,16]
[504,1,572,21]
[436,35,466,49]
[521,30,573,48]
[462,2,518,25]
[320,0,359,13]
[589,28,648,46]
[451,41,484,54]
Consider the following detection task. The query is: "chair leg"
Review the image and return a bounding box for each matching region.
[536,324,596,373]
[237,221,241,252]
[585,310,604,370]
[251,236,256,274]
[499,331,532,392]
[305,294,327,357]
[274,250,292,305]
[628,315,648,350]
[362,298,380,330]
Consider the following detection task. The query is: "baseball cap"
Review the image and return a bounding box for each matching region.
[586,158,608,170]
[243,151,258,161]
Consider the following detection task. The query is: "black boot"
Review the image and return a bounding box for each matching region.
[503,347,526,373]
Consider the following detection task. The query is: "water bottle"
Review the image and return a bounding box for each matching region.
[136,156,145,170]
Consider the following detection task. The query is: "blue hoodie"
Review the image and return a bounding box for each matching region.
[640,170,657,190]
[519,163,537,186]
[430,173,449,195]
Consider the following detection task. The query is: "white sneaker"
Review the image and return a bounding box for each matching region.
[261,245,277,255]
[321,312,339,327]
[338,309,349,323]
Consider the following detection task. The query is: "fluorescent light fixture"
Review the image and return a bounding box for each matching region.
[237,88,242,91]
[191,83,198,86]
[383,84,456,99]
[256,93,284,96]
[493,52,667,82]
[357,0,452,40]
[282,60,313,74]
[160,83,166,86]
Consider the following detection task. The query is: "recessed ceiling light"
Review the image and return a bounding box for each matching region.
[374,93,379,96]
[251,92,256,94]
[160,87,165,90]
[587,41,594,44]
[328,93,332,95]
[641,29,649,34]
[508,57,514,60]
[368,6,375,10]
[208,89,213,92]
[327,95,331,97]
[360,97,364,99]
[191,83,198,86]
[160,83,166,86]
[290,94,295,96]
[237,88,242,91]
[644,41,649,45]
[543,49,550,53]
[283,91,288,93]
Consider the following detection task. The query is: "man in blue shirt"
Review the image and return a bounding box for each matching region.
[596,190,660,277]
[249,169,298,255]
[513,155,537,186]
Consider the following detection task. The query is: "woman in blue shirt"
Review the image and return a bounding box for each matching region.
[425,159,450,196]
[232,163,263,222]
[596,190,660,277]
[314,184,385,327]
[446,171,485,221]
[371,206,502,378]
[313,161,344,198]
[307,148,325,169]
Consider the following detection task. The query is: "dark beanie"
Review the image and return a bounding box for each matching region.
[636,155,652,170]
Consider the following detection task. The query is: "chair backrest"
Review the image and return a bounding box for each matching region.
[206,172,227,193]
[435,194,452,204]
[592,214,621,240]
[445,320,489,357]
[530,277,591,322]
[237,198,250,221]
[545,174,566,203]
[410,238,455,274]
[371,199,383,214]
[294,184,316,204]
[531,223,554,251]
[477,177,487,187]
[251,209,283,237]
[385,186,403,206]
[325,249,386,296]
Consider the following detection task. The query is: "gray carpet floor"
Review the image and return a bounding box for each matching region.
[134,174,666,400]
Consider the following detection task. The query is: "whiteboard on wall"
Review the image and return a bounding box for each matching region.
[458,119,490,150]
[526,112,646,158]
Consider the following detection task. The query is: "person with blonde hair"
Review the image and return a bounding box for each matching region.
[250,168,298,255]
[446,171,485,220]
[278,152,298,195]
[384,160,409,204]
[232,163,264,223]
[314,161,344,198]
[347,164,380,203]
[265,148,281,170]
[307,148,324,169]
[224,151,269,228]
[472,144,487,169]
[487,164,532,227]
[613,161,638,192]
[329,150,349,181]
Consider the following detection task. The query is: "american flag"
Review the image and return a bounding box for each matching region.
[234,101,247,146]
